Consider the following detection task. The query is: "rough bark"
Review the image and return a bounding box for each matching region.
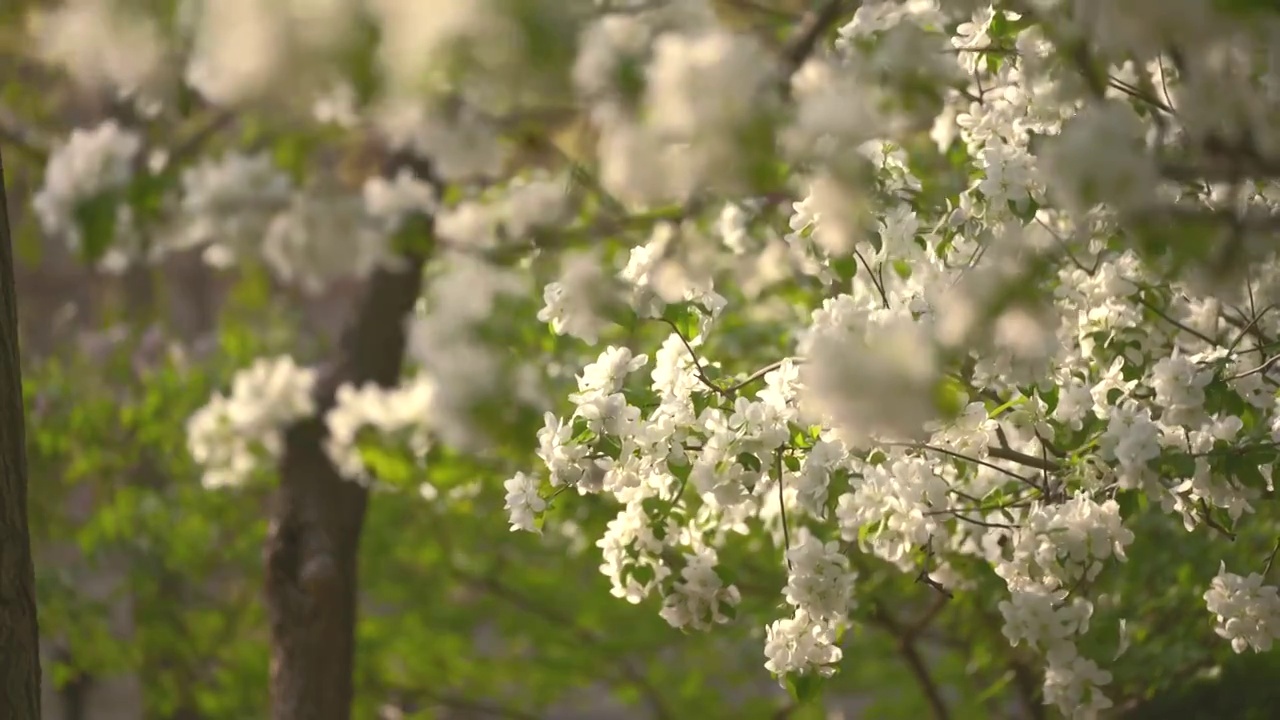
[0,146,43,717]
[265,152,433,720]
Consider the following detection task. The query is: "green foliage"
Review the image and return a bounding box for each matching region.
[26,329,274,717]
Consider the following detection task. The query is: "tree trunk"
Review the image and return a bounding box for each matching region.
[265,153,434,720]
[0,147,44,717]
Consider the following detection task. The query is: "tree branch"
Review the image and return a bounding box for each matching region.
[780,0,858,79]
[456,569,676,720]
[985,445,1061,473]
[414,689,545,720]
[0,104,48,163]
[868,601,952,720]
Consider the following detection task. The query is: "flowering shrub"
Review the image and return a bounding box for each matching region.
[15,0,1280,717]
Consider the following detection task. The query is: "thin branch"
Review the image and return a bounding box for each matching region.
[415,690,544,720]
[1131,290,1220,346]
[902,542,956,600]
[776,449,793,571]
[167,110,236,169]
[886,441,1041,487]
[1227,302,1273,355]
[931,511,1017,530]
[1226,354,1280,381]
[1107,76,1175,114]
[659,317,728,397]
[1033,427,1066,459]
[1195,498,1237,541]
[916,561,954,600]
[779,0,858,79]
[986,444,1062,473]
[458,570,676,720]
[723,356,804,395]
[0,103,49,162]
[866,599,952,720]
[906,594,949,642]
[1265,537,1280,579]
[995,426,1063,473]
[651,473,689,528]
[854,246,891,308]
[943,45,1018,55]
[898,637,953,720]
[725,0,803,21]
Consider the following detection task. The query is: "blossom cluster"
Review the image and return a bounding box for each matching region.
[505,4,1280,717]
[186,356,317,489]
[1204,563,1280,654]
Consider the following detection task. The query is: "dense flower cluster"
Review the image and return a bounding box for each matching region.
[26,0,1280,716]
[33,120,142,258]
[324,376,437,484]
[1204,564,1280,654]
[186,356,317,489]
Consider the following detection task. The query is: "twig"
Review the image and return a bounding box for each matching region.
[906,594,949,642]
[865,599,951,720]
[415,690,545,720]
[722,356,804,395]
[886,441,1041,486]
[652,474,689,527]
[457,570,676,720]
[853,246,891,308]
[166,110,236,169]
[943,45,1018,55]
[1107,76,1176,114]
[727,0,802,21]
[779,0,858,79]
[1033,427,1066,458]
[1227,303,1273,355]
[942,512,1017,530]
[1226,354,1280,381]
[1195,498,1237,541]
[776,449,793,571]
[986,444,1062,473]
[0,103,49,162]
[659,317,728,397]
[1131,290,1220,346]
[1264,537,1280,578]
[898,636,953,720]
[915,544,954,599]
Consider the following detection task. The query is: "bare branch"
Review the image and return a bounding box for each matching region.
[723,356,804,395]
[986,444,1062,473]
[0,104,49,163]
[658,317,729,397]
[779,0,858,79]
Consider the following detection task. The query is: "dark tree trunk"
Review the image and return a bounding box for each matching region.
[0,147,43,717]
[265,153,434,720]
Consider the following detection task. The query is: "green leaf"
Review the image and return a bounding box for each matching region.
[661,303,702,343]
[933,376,968,420]
[339,13,383,107]
[669,458,692,484]
[737,452,763,473]
[785,673,826,704]
[830,255,859,283]
[1214,0,1280,17]
[1230,461,1268,492]
[73,193,120,263]
[629,563,657,587]
[359,444,417,485]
